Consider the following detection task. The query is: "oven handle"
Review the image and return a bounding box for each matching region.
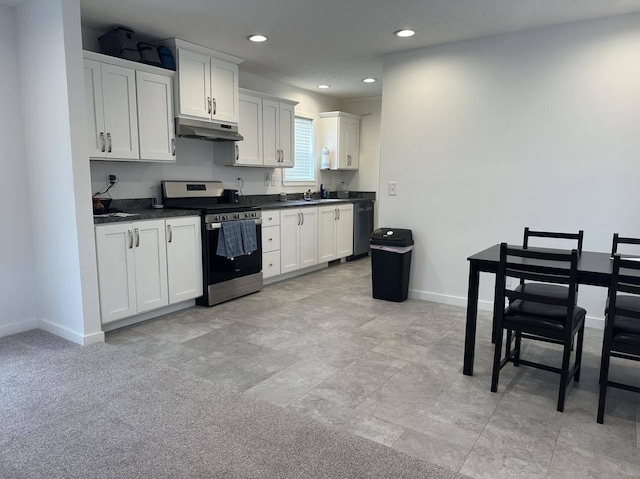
[206,218,262,230]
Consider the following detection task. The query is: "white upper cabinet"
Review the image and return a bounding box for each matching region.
[318,111,360,170]
[136,71,176,162]
[83,51,175,163]
[217,89,297,168]
[84,59,139,160]
[167,39,242,125]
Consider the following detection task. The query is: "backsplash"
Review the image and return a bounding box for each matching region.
[90,136,351,200]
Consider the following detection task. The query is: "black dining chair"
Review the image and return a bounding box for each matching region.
[491,243,586,412]
[611,233,640,257]
[597,254,640,424]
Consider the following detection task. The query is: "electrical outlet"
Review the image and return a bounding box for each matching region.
[108,174,117,185]
[264,173,271,186]
[236,177,242,187]
[389,182,397,196]
[271,172,276,186]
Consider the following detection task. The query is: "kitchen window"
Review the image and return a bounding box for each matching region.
[283,116,315,184]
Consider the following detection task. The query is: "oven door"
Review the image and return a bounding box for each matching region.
[205,221,262,285]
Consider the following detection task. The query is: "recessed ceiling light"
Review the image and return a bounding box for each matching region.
[362,78,377,83]
[317,84,330,89]
[248,34,267,43]
[394,29,415,38]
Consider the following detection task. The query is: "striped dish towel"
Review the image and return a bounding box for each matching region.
[240,219,257,254]
[216,222,245,258]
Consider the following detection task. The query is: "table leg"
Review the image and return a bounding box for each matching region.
[463,262,480,376]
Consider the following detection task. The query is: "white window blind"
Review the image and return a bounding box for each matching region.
[284,117,315,182]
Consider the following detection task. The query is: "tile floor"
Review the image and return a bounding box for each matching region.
[107,257,640,478]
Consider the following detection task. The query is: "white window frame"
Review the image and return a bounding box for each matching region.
[283,113,316,186]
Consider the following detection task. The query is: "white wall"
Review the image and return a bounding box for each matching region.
[379,14,640,323]
[88,67,347,199]
[16,0,102,344]
[0,5,37,336]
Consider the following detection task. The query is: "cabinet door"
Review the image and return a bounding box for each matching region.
[210,57,239,123]
[279,102,295,168]
[280,209,301,274]
[177,49,211,120]
[84,60,106,158]
[137,71,175,162]
[262,99,280,166]
[166,217,203,304]
[237,93,263,166]
[299,208,318,269]
[336,204,354,258]
[338,116,349,169]
[133,220,169,313]
[95,223,136,323]
[346,118,359,169]
[317,206,337,263]
[101,63,139,160]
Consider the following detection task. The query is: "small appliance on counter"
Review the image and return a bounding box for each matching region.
[279,193,288,202]
[223,189,240,204]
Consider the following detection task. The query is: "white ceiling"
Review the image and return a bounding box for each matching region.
[61,1,640,98]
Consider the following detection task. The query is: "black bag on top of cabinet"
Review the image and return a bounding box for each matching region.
[137,42,162,66]
[98,26,141,61]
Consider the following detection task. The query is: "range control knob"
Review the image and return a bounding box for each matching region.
[234,213,240,219]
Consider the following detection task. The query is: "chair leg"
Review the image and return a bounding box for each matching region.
[491,326,504,393]
[597,341,613,424]
[557,336,572,412]
[505,329,512,363]
[574,326,585,382]
[514,331,521,367]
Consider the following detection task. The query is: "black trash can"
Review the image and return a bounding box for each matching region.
[370,228,414,302]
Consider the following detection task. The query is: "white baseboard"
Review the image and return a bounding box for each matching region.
[0,318,38,338]
[408,289,605,331]
[38,319,105,345]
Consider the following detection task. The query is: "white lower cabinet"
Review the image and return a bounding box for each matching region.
[95,216,201,324]
[318,204,354,262]
[280,207,318,274]
[166,217,203,304]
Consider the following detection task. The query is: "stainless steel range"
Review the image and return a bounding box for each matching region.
[162,180,262,306]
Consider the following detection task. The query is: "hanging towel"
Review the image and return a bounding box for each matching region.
[240,219,258,254]
[216,222,244,259]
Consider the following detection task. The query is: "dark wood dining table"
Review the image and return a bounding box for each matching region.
[463,243,640,376]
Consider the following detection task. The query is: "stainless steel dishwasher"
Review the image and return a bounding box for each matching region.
[347,200,374,260]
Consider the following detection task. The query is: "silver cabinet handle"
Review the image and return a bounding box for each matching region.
[167,224,173,243]
[235,144,239,162]
[334,208,338,220]
[171,138,176,156]
[128,229,133,249]
[134,227,140,247]
[338,209,341,220]
[301,212,304,225]
[106,132,112,153]
[99,132,105,152]
[207,97,212,114]
[268,216,273,221]
[268,237,273,241]
[212,97,217,115]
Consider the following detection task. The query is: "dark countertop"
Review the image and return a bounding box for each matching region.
[93,208,199,225]
[259,198,373,210]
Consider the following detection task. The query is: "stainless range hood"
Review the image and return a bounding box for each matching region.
[175,118,244,142]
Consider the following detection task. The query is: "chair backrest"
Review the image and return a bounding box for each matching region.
[497,243,579,333]
[608,254,640,326]
[611,234,640,257]
[523,227,584,254]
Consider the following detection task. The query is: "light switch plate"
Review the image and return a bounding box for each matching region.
[389,182,398,196]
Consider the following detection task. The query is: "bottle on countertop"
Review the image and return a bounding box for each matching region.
[320,184,326,199]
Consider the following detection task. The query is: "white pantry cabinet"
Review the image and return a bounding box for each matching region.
[280,207,318,274]
[168,39,242,124]
[318,111,360,170]
[166,217,203,304]
[95,216,202,324]
[318,204,354,262]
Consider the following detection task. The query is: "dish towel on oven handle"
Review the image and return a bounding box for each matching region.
[240,219,257,254]
[216,220,257,258]
[216,221,245,259]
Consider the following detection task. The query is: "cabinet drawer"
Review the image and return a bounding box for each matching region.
[262,210,280,227]
[262,250,281,279]
[261,225,280,253]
